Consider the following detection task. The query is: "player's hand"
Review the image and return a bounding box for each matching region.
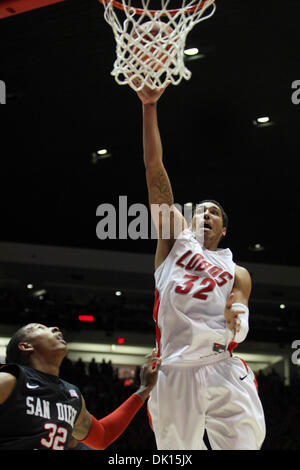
[130,78,170,104]
[136,349,161,401]
[224,293,245,339]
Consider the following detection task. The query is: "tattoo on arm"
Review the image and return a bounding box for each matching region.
[72,410,92,441]
[148,168,174,206]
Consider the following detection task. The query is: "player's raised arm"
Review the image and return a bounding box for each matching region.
[135,84,186,269]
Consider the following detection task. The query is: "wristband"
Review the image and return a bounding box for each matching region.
[232,302,249,343]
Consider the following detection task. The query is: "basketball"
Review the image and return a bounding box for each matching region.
[131,21,174,71]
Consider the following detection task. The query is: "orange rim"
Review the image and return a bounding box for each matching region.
[98,0,210,17]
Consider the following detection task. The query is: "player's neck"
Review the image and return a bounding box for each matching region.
[29,355,63,377]
[203,240,219,251]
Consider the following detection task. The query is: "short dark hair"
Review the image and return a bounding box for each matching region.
[5,326,31,365]
[196,199,229,228]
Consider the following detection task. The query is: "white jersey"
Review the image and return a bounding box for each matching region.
[153,229,236,364]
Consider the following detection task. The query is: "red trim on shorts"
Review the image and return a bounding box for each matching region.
[228,341,238,355]
[239,357,249,372]
[146,289,161,432]
[238,357,259,393]
[228,343,259,392]
[253,375,259,392]
[153,289,161,358]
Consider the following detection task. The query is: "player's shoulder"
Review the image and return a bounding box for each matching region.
[235,264,250,274]
[0,363,20,376]
[0,368,17,404]
[0,370,16,384]
[234,264,252,283]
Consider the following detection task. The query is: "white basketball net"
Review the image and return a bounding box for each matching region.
[99,0,216,90]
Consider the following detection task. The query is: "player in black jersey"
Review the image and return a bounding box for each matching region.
[0,323,161,450]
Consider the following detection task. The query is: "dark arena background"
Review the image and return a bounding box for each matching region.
[0,0,300,453]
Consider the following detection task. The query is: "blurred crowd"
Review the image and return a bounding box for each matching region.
[59,356,300,451]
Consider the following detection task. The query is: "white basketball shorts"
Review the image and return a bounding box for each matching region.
[147,352,266,450]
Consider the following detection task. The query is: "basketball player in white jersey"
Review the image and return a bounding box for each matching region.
[134,82,266,450]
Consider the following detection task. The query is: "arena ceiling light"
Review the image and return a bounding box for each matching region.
[253,116,274,128]
[257,116,270,124]
[249,243,265,252]
[97,149,109,156]
[184,48,206,61]
[91,148,112,163]
[184,47,199,56]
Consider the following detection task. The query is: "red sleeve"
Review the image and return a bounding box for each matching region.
[80,393,144,450]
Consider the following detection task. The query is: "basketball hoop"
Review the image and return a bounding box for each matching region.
[98,0,216,91]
